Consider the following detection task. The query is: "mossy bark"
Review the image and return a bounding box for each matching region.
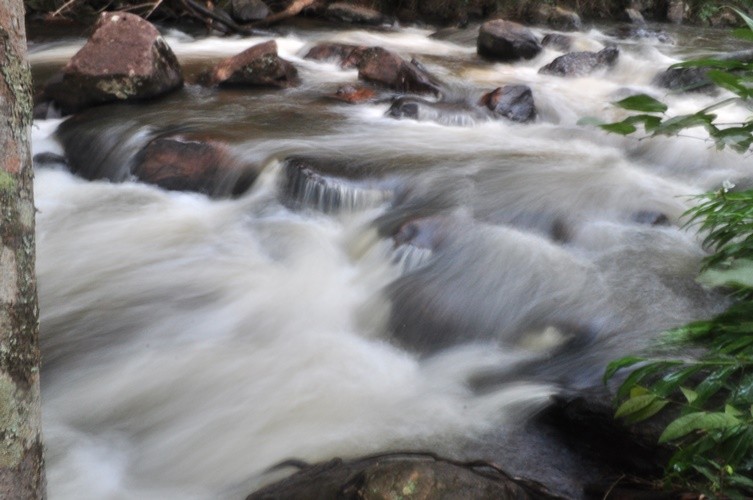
[0,1,46,498]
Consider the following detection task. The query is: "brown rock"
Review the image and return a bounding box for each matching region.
[331,84,377,104]
[132,135,257,196]
[477,19,542,62]
[43,11,183,114]
[480,84,536,123]
[304,43,364,68]
[205,40,299,88]
[532,5,582,31]
[354,47,440,95]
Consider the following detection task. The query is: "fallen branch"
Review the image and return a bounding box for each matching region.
[50,0,81,18]
[249,0,316,27]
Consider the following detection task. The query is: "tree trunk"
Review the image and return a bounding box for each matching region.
[0,1,46,498]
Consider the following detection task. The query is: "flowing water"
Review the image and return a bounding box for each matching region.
[27,20,753,499]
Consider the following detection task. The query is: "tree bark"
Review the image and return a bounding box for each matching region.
[0,1,46,498]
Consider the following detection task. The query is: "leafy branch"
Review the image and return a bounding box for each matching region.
[602,9,753,498]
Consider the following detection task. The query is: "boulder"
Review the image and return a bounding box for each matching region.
[354,47,440,95]
[43,11,183,115]
[324,2,389,25]
[477,19,542,62]
[622,7,646,25]
[532,5,582,31]
[538,47,619,77]
[230,0,269,22]
[479,85,536,123]
[667,0,687,24]
[247,453,560,500]
[132,135,257,196]
[203,40,299,88]
[541,33,573,52]
[331,84,377,104]
[652,67,712,92]
[304,43,364,68]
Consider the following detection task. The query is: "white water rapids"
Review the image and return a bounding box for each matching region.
[28,21,753,499]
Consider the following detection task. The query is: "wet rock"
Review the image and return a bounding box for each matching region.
[354,47,440,95]
[667,0,687,24]
[652,67,712,92]
[247,453,561,500]
[710,9,740,27]
[622,7,646,25]
[281,156,389,213]
[387,97,488,126]
[541,33,573,52]
[613,25,674,44]
[479,85,536,123]
[230,0,269,22]
[132,135,258,196]
[331,84,377,104]
[324,2,389,25]
[477,19,542,62]
[632,211,670,226]
[304,43,363,67]
[203,40,299,88]
[538,47,619,77]
[531,5,582,31]
[43,11,183,115]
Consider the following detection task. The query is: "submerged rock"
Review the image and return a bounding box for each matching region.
[538,47,619,77]
[353,47,441,95]
[304,43,364,68]
[479,85,536,123]
[477,19,542,62]
[132,135,258,196]
[331,84,377,104]
[203,40,299,88]
[387,97,489,126]
[541,33,573,52]
[43,11,183,115]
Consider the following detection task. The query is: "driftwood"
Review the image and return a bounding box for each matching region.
[249,0,316,27]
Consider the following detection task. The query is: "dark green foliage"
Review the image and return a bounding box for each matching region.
[603,10,753,497]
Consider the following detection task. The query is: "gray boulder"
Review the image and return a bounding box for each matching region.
[539,47,619,77]
[477,19,542,62]
[230,0,269,22]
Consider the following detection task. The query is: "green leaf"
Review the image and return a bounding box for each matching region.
[732,28,753,42]
[604,356,646,383]
[659,411,741,443]
[732,7,753,34]
[707,70,750,99]
[623,398,669,424]
[698,259,753,288]
[615,393,659,419]
[600,121,637,135]
[681,386,698,404]
[576,116,604,127]
[614,94,668,113]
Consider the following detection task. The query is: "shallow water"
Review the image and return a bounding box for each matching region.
[30,20,753,499]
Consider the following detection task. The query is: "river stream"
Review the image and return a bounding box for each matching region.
[27,19,753,499]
